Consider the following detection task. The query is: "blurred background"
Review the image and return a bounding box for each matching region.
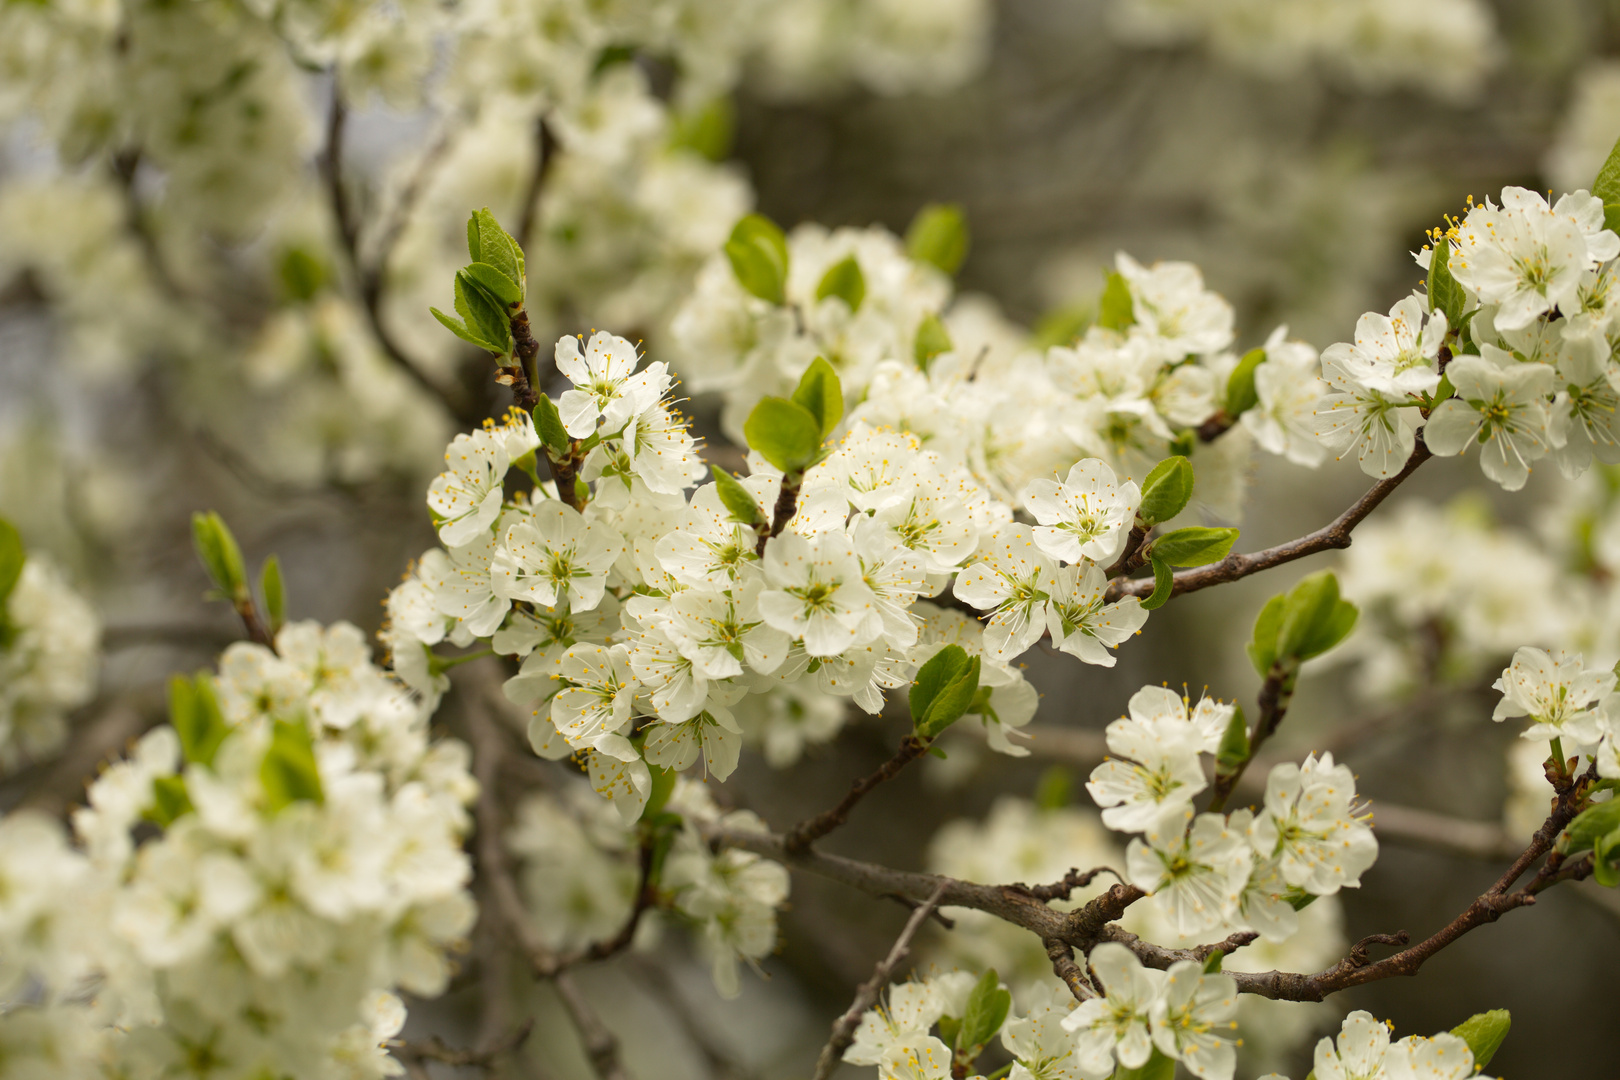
[6,0,1620,1075]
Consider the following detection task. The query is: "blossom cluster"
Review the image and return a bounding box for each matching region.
[0,618,477,1080]
[1108,0,1500,102]
[0,545,99,773]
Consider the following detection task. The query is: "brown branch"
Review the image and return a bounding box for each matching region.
[1045,938,1096,1002]
[1208,661,1294,812]
[1197,412,1235,442]
[395,1022,534,1071]
[783,734,930,852]
[1110,437,1431,602]
[813,881,949,1080]
[754,474,803,557]
[1014,866,1119,903]
[1102,524,1150,577]
[320,83,472,421]
[554,971,633,1080]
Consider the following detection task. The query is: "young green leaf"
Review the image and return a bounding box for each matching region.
[918,655,981,738]
[430,306,501,353]
[1275,571,1358,662]
[914,313,953,370]
[1202,950,1224,973]
[533,395,572,459]
[259,555,285,635]
[463,260,523,307]
[1031,303,1092,350]
[1214,704,1249,775]
[712,468,765,526]
[1593,827,1620,887]
[169,672,230,768]
[0,517,24,611]
[1247,593,1287,675]
[455,269,514,355]
[815,255,866,313]
[192,511,247,601]
[1224,347,1266,418]
[725,214,789,304]
[791,356,844,438]
[1140,555,1174,610]
[469,207,524,288]
[1112,1048,1176,1080]
[261,719,325,812]
[670,97,735,161]
[905,203,969,276]
[1426,233,1466,327]
[1033,765,1073,810]
[743,396,822,474]
[1560,799,1620,856]
[1449,1009,1510,1071]
[1595,133,1620,205]
[957,970,1011,1052]
[1097,270,1135,331]
[1138,456,1194,526]
[909,645,971,724]
[1148,526,1238,567]
[144,775,195,828]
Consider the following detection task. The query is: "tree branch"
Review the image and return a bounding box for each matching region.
[783,734,930,853]
[554,971,634,1080]
[1110,437,1430,602]
[813,881,949,1080]
[394,1021,535,1071]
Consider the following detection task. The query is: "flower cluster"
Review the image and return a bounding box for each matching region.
[1266,1009,1498,1080]
[1090,686,1377,940]
[0,618,477,1080]
[0,545,99,773]
[1108,0,1500,102]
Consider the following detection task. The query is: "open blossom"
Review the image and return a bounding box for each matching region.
[999,983,1089,1080]
[642,707,743,781]
[1149,960,1239,1080]
[1242,327,1328,467]
[554,331,672,437]
[1384,1033,1490,1080]
[757,530,881,657]
[1020,457,1141,564]
[1044,562,1147,666]
[1448,187,1618,331]
[845,982,945,1066]
[1250,753,1377,896]
[1127,806,1252,936]
[492,502,624,612]
[549,643,638,759]
[1312,1010,1392,1080]
[426,427,509,546]
[1491,646,1614,745]
[1060,942,1163,1075]
[1086,687,1208,831]
[1116,252,1235,360]
[1321,295,1446,398]
[952,523,1058,661]
[1313,351,1421,479]
[1421,346,1557,491]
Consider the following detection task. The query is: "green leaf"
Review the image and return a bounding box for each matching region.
[1449,1009,1510,1071]
[725,214,788,304]
[192,511,247,601]
[1203,950,1224,973]
[259,556,285,635]
[463,261,523,307]
[670,98,735,162]
[169,672,230,767]
[743,396,822,474]
[1138,456,1193,526]
[1096,271,1134,331]
[1214,703,1249,774]
[1247,594,1286,675]
[1560,799,1620,856]
[1112,1048,1176,1080]
[455,270,514,355]
[1426,232,1466,327]
[1149,526,1238,568]
[430,306,500,353]
[1140,555,1174,611]
[0,517,24,611]
[641,763,677,821]
[1224,348,1265,418]
[1031,303,1092,350]
[144,775,194,828]
[260,719,324,812]
[914,313,954,371]
[792,356,844,438]
[909,644,976,732]
[277,247,327,302]
[905,203,970,276]
[1594,827,1620,887]
[1605,203,1620,237]
[468,208,524,291]
[712,469,765,526]
[1033,765,1073,811]
[957,970,1011,1051]
[919,655,981,738]
[1596,134,1620,205]
[815,255,866,313]
[937,1015,962,1051]
[533,395,572,459]
[1274,571,1358,663]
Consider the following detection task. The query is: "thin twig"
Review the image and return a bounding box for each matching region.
[784,734,930,852]
[1110,438,1431,601]
[554,971,633,1080]
[1045,938,1095,1002]
[394,1021,534,1070]
[812,881,949,1080]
